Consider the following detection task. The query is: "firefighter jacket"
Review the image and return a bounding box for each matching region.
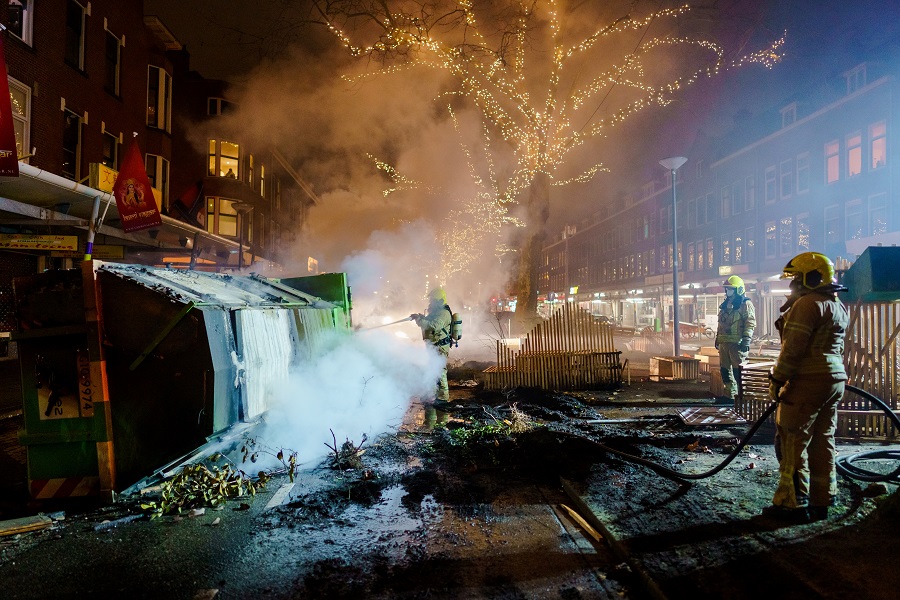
[772,288,848,383]
[716,295,756,346]
[417,304,453,349]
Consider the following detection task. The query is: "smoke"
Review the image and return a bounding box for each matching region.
[256,327,444,468]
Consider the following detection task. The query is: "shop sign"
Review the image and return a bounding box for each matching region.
[0,234,79,250]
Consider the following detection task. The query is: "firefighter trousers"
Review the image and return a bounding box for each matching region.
[718,342,747,399]
[773,378,845,508]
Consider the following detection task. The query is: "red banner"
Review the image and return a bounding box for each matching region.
[112,140,162,233]
[0,36,20,176]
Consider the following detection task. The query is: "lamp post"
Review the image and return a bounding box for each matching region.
[232,201,255,271]
[659,157,687,357]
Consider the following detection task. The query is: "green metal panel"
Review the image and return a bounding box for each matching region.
[842,246,900,302]
[279,272,352,329]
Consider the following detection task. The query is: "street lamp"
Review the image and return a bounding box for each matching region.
[659,156,687,357]
[232,201,255,271]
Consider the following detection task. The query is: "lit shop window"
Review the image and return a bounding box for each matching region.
[721,238,730,265]
[765,221,776,259]
[207,197,238,237]
[779,217,793,257]
[825,141,839,184]
[847,133,862,178]
[147,66,172,132]
[705,239,714,270]
[796,214,810,251]
[208,140,240,178]
[733,232,743,264]
[870,122,887,169]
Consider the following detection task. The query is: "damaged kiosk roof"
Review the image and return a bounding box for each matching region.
[98,263,338,309]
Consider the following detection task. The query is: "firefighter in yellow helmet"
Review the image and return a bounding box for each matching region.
[763,252,849,523]
[411,287,453,402]
[715,275,756,402]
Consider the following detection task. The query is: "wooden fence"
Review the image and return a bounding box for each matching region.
[736,301,899,441]
[482,304,624,390]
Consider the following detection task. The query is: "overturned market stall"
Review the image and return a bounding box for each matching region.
[13,262,350,500]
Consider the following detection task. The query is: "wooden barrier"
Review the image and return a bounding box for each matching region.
[482,304,624,391]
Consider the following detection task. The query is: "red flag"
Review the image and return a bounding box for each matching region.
[0,36,20,177]
[112,140,162,233]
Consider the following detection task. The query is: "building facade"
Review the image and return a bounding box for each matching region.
[540,61,898,337]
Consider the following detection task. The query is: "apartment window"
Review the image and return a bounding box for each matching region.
[659,245,667,271]
[706,239,714,270]
[147,66,172,131]
[781,103,796,128]
[105,30,122,95]
[721,186,731,219]
[706,192,717,222]
[659,207,667,234]
[734,231,743,264]
[687,243,695,271]
[847,133,862,177]
[846,199,864,240]
[64,0,86,70]
[8,0,33,45]
[206,197,239,237]
[101,132,119,169]
[764,166,776,203]
[208,139,240,178]
[274,176,281,210]
[869,193,888,236]
[61,109,82,180]
[695,160,704,179]
[870,121,887,169]
[825,205,841,246]
[780,159,794,199]
[745,227,756,263]
[765,221,776,258]
[247,154,254,188]
[687,199,695,229]
[208,98,237,116]
[145,154,169,207]
[259,164,266,198]
[721,238,731,265]
[796,153,809,194]
[779,217,793,256]
[744,176,755,211]
[696,196,706,226]
[797,213,810,251]
[731,181,742,215]
[9,77,30,159]
[845,64,866,94]
[825,140,839,183]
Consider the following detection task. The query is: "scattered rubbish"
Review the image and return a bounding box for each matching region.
[94,514,142,531]
[47,511,66,521]
[560,504,603,542]
[0,515,52,537]
[211,517,221,526]
[193,589,219,600]
[191,508,206,517]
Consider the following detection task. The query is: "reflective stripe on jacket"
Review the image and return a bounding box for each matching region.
[419,305,453,348]
[773,290,848,382]
[716,296,756,345]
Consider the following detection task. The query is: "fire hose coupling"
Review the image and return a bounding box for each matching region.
[768,371,785,401]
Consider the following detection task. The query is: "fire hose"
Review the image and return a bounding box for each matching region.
[573,384,900,483]
[359,316,414,331]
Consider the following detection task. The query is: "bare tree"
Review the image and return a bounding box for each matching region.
[308,0,783,329]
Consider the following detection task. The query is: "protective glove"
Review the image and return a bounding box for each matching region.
[738,342,750,353]
[768,374,784,400]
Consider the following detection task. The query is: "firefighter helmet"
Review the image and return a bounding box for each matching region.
[781,252,835,289]
[428,287,447,305]
[723,275,745,296]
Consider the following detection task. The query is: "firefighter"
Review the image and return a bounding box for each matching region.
[411,287,453,403]
[764,252,849,523]
[715,275,756,402]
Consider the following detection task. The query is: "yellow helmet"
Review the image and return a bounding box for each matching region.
[781,252,835,289]
[723,275,745,296]
[428,287,447,304]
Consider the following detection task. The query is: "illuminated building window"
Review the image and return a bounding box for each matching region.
[870,122,887,169]
[208,139,240,178]
[869,193,888,236]
[687,243,695,271]
[61,108,82,181]
[845,199,864,240]
[248,154,254,188]
[764,221,776,258]
[847,132,862,177]
[706,239,714,270]
[9,0,34,45]
[145,154,169,206]
[101,131,119,169]
[744,176,755,211]
[9,77,30,160]
[105,29,122,96]
[147,66,172,132]
[796,214,810,251]
[779,217,793,257]
[796,153,809,194]
[65,0,86,70]
[721,237,730,264]
[825,140,839,183]
[733,231,743,264]
[260,164,266,198]
[764,166,776,203]
[206,197,238,238]
[780,159,793,199]
[745,227,756,263]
